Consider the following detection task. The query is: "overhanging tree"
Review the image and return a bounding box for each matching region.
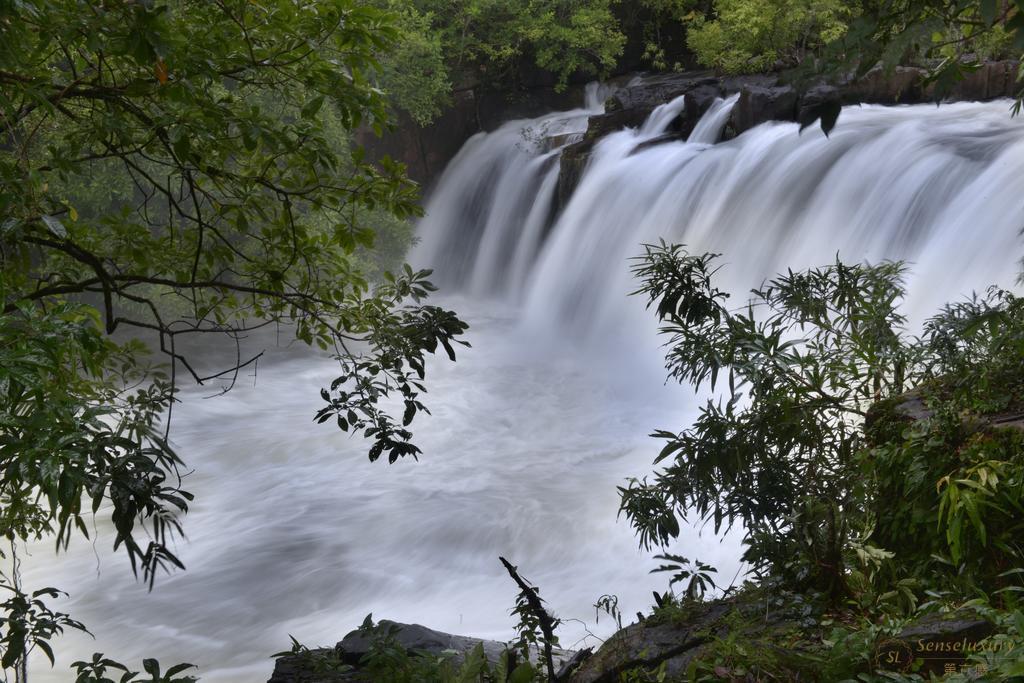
[0,0,467,676]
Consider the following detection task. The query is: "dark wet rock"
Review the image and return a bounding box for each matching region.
[545,132,585,151]
[357,81,599,187]
[565,592,829,683]
[879,610,996,677]
[897,611,993,644]
[730,84,799,134]
[476,84,592,132]
[865,388,1024,446]
[605,72,717,112]
[582,107,651,141]
[632,132,687,154]
[567,602,731,683]
[797,84,843,133]
[556,647,594,680]
[554,76,727,207]
[562,594,997,683]
[268,649,355,683]
[947,60,1021,102]
[684,83,726,121]
[268,620,578,682]
[268,604,999,683]
[356,89,479,189]
[990,412,1024,430]
[892,390,934,422]
[556,139,593,213]
[845,65,927,104]
[552,60,1022,212]
[365,59,1020,191]
[335,620,509,667]
[840,61,1021,105]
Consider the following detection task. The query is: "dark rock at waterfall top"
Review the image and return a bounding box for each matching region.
[476,84,592,132]
[355,81,592,187]
[556,138,592,214]
[361,60,1020,190]
[684,84,726,119]
[633,132,687,154]
[946,59,1021,102]
[797,84,843,135]
[845,65,926,104]
[583,107,651,141]
[605,72,718,111]
[551,60,1022,213]
[728,83,798,135]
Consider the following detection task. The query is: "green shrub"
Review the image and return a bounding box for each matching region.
[623,244,1024,609]
[685,0,855,73]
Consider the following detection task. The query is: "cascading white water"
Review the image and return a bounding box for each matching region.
[413,83,611,297]
[527,99,1024,339]
[417,94,1024,339]
[26,89,1024,683]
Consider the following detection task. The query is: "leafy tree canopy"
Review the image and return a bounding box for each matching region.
[642,0,1024,104]
[686,0,856,74]
[411,0,626,92]
[0,0,467,674]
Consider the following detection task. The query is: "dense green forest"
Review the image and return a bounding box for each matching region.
[2,0,1024,681]
[382,0,1024,121]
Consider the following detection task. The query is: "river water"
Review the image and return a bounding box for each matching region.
[26,90,1024,681]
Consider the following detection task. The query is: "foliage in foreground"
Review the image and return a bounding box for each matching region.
[275,558,557,682]
[0,0,468,676]
[619,243,1024,680]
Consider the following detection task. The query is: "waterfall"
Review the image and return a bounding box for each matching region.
[25,88,1024,683]
[412,82,610,297]
[414,93,1024,336]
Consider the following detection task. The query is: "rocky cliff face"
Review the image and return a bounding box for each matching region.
[358,83,592,191]
[364,61,1019,197]
[555,61,1021,211]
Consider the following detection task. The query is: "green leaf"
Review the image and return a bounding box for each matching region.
[0,218,20,236]
[165,663,196,677]
[2,631,24,668]
[301,95,325,120]
[36,638,55,665]
[507,662,537,683]
[143,658,160,676]
[41,214,67,238]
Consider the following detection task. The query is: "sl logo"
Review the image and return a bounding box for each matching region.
[874,638,914,672]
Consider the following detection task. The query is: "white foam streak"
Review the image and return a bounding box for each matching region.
[689,94,740,143]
